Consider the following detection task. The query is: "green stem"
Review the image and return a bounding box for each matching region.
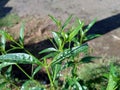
[45,66,55,90]
[71,56,78,78]
[80,36,84,45]
[43,58,55,89]
[15,64,32,80]
[69,41,71,49]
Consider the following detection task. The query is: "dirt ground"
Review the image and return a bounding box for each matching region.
[1,0,120,57]
[4,0,120,20]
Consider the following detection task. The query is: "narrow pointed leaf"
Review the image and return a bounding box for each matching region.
[19,23,25,45]
[0,82,8,90]
[39,47,58,54]
[40,52,58,60]
[62,15,73,30]
[0,30,14,41]
[0,34,6,52]
[52,44,88,65]
[52,64,61,82]
[69,23,83,41]
[61,32,68,41]
[84,34,101,41]
[81,56,100,63]
[49,15,59,26]
[0,62,15,70]
[52,32,62,48]
[84,18,96,33]
[0,53,39,64]
[74,80,83,90]
[21,80,44,90]
[32,66,42,78]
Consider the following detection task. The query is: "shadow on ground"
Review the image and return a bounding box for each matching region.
[0,0,12,18]
[88,13,120,34]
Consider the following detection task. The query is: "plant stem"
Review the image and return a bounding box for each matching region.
[15,64,32,80]
[69,41,71,49]
[80,36,83,45]
[45,66,55,90]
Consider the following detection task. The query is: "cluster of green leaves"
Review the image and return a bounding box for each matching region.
[38,15,99,90]
[104,64,120,90]
[0,15,104,90]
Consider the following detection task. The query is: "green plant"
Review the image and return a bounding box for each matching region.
[104,63,120,90]
[39,15,99,89]
[0,15,99,90]
[0,24,43,89]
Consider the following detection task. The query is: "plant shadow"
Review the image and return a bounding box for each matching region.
[0,0,12,18]
[87,13,120,34]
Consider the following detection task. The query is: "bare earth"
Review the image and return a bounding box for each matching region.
[6,0,120,20]
[3,0,120,57]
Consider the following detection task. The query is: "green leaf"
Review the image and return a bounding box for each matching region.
[62,15,73,30]
[0,34,6,52]
[52,32,62,48]
[84,18,96,33]
[84,34,101,41]
[61,32,68,41]
[0,30,14,41]
[49,15,58,25]
[0,53,39,64]
[19,23,25,45]
[69,22,83,41]
[40,52,58,60]
[32,66,42,78]
[48,15,61,27]
[0,62,15,70]
[29,87,45,90]
[74,80,83,90]
[5,65,12,78]
[0,82,9,90]
[21,80,45,90]
[52,44,88,65]
[106,64,119,90]
[52,64,62,82]
[39,48,58,54]
[81,56,100,63]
